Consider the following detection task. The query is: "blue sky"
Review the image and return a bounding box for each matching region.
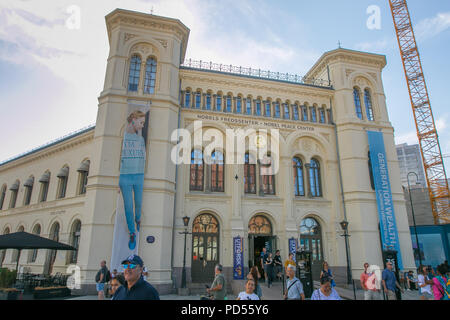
[0,0,449,176]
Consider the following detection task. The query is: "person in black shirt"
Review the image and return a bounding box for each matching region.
[273,250,283,281]
[112,254,160,300]
[95,260,110,300]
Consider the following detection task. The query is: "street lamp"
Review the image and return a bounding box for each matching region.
[340,219,352,285]
[407,172,422,267]
[179,216,191,289]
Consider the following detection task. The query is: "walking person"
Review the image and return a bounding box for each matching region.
[382,262,403,300]
[95,260,110,300]
[112,254,159,300]
[237,279,260,300]
[311,277,342,300]
[284,253,296,274]
[260,247,268,282]
[264,252,274,288]
[418,265,434,300]
[432,264,449,300]
[284,265,305,300]
[320,261,335,288]
[247,266,262,299]
[206,264,227,300]
[273,250,283,281]
[360,262,380,300]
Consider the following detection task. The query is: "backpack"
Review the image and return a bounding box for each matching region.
[105,270,111,282]
[95,270,101,283]
[437,276,450,300]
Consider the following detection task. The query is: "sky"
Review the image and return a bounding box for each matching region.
[0,0,449,176]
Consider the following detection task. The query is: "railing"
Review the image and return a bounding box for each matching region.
[181,59,332,88]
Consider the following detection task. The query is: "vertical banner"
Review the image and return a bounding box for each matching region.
[110,101,151,272]
[233,237,244,280]
[289,238,297,262]
[367,131,403,270]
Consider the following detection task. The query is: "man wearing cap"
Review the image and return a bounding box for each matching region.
[112,255,160,300]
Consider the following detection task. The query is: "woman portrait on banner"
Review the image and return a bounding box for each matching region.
[119,110,147,250]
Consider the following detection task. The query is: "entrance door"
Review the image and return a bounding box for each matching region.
[300,218,323,281]
[191,214,219,283]
[248,215,273,278]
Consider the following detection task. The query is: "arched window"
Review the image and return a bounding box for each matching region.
[302,105,308,121]
[292,104,299,120]
[265,101,271,117]
[195,91,202,109]
[77,160,90,195]
[225,95,232,112]
[190,150,204,191]
[23,176,34,205]
[353,87,363,120]
[0,184,7,210]
[244,153,256,194]
[216,94,222,111]
[248,215,272,235]
[211,150,224,192]
[319,108,326,123]
[299,217,323,272]
[284,103,290,119]
[185,90,191,108]
[364,89,374,121]
[29,224,41,263]
[274,102,280,118]
[57,166,69,199]
[0,227,10,266]
[45,222,60,275]
[39,172,50,202]
[368,152,375,190]
[309,159,322,197]
[255,99,261,116]
[246,98,252,115]
[144,57,157,94]
[293,157,305,196]
[236,96,242,113]
[9,180,19,209]
[205,93,212,110]
[260,154,275,195]
[310,106,317,122]
[128,54,141,92]
[68,220,81,264]
[12,226,24,262]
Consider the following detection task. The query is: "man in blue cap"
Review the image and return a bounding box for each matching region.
[112,254,160,300]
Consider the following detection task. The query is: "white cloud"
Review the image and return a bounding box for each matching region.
[354,39,390,53]
[395,130,418,146]
[415,12,450,40]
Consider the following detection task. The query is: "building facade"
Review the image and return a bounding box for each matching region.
[396,143,427,188]
[0,9,416,294]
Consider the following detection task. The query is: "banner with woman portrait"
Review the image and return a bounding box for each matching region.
[110,100,150,272]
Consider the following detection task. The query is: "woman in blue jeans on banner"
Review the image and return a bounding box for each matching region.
[119,110,147,250]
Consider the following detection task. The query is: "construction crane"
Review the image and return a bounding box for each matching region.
[389,0,450,224]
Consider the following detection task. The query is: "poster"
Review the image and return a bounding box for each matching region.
[110,101,151,272]
[289,238,297,262]
[233,237,244,280]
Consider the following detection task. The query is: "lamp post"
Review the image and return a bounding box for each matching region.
[179,216,191,289]
[407,172,422,267]
[340,220,352,285]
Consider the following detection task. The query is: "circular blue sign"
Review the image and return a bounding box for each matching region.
[146,236,155,244]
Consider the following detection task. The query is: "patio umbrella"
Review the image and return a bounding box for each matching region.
[0,231,76,273]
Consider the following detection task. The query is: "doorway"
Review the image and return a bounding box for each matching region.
[299,217,324,281]
[248,215,275,280]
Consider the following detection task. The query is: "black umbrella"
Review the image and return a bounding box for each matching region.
[0,231,76,273]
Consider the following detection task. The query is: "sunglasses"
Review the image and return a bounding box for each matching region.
[122,263,138,270]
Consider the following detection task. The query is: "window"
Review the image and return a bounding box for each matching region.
[195,91,202,109]
[29,224,41,263]
[68,220,81,264]
[255,100,261,116]
[128,55,141,92]
[190,150,204,191]
[206,94,212,110]
[293,104,299,120]
[319,108,326,123]
[364,89,374,121]
[0,227,10,266]
[368,152,375,190]
[236,97,242,113]
[12,226,24,262]
[244,153,256,194]
[77,160,90,195]
[310,106,317,122]
[216,95,222,111]
[185,90,191,108]
[226,96,232,112]
[246,98,252,115]
[39,172,50,202]
[0,185,6,210]
[211,150,224,192]
[23,177,34,205]
[309,159,322,197]
[143,57,157,94]
[293,157,305,196]
[265,101,271,117]
[302,105,308,121]
[353,87,363,120]
[284,103,290,119]
[57,167,69,199]
[274,102,280,118]
[248,215,272,235]
[9,181,19,209]
[260,154,275,195]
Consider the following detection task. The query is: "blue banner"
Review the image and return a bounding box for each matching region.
[289,238,297,262]
[233,237,244,280]
[367,131,403,270]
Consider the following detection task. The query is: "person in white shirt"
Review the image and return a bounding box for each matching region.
[418,265,434,300]
[237,279,260,300]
